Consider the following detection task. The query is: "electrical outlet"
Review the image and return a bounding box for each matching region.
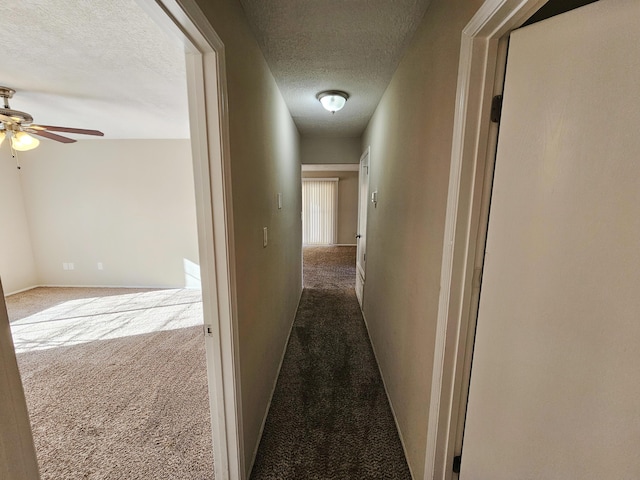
[63,263,69,270]
[97,262,104,270]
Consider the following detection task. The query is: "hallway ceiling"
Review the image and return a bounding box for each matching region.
[240,0,432,137]
[1,0,431,141]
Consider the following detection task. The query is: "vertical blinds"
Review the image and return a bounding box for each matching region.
[302,179,338,245]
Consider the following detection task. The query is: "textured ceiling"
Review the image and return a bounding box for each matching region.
[2,0,432,141]
[0,0,188,140]
[239,0,432,137]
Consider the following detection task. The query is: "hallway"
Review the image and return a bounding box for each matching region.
[251,247,410,479]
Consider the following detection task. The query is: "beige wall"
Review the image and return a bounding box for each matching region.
[360,0,483,477]
[0,152,38,294]
[194,0,303,474]
[17,139,199,288]
[302,170,359,245]
[0,279,40,479]
[301,136,360,164]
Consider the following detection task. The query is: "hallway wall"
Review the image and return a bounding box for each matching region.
[361,0,484,477]
[193,0,303,475]
[301,136,361,164]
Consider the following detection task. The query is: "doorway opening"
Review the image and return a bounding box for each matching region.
[0,0,241,478]
[1,1,211,477]
[300,163,360,288]
[426,0,613,478]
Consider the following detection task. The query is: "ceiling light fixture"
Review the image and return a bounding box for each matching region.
[317,90,349,114]
[11,131,40,151]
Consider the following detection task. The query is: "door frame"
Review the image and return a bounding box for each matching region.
[135,1,243,478]
[355,146,370,307]
[423,1,549,478]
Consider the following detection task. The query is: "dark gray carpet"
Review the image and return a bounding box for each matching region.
[250,246,412,479]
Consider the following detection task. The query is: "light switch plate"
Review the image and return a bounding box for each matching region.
[263,227,268,247]
[277,193,282,209]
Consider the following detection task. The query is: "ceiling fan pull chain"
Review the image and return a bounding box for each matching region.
[11,146,21,170]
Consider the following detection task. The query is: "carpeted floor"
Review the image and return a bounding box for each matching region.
[6,287,214,480]
[250,246,412,479]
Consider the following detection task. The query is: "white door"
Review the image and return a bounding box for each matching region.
[355,147,369,306]
[460,1,640,478]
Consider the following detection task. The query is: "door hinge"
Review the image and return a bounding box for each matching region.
[453,454,462,474]
[490,94,503,123]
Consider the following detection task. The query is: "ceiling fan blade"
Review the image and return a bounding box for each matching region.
[30,124,104,136]
[26,129,76,144]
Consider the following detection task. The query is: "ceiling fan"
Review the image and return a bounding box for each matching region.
[0,86,104,152]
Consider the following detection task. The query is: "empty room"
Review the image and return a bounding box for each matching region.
[0,0,216,478]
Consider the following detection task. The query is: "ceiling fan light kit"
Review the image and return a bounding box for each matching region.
[317,90,349,114]
[0,86,104,152]
[11,131,40,151]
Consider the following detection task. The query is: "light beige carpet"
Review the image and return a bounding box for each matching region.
[6,287,214,480]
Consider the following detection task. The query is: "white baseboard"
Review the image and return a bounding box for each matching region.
[39,284,194,290]
[360,309,416,480]
[5,283,199,298]
[247,287,304,476]
[5,285,40,297]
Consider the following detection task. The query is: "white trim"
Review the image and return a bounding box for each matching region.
[333,244,357,247]
[355,147,370,289]
[424,1,548,479]
[8,284,200,293]
[5,285,40,296]
[246,290,303,475]
[301,163,359,172]
[134,1,243,479]
[0,279,40,479]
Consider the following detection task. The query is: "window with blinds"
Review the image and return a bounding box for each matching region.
[302,178,338,245]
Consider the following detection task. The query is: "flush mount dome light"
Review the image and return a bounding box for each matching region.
[317,90,349,114]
